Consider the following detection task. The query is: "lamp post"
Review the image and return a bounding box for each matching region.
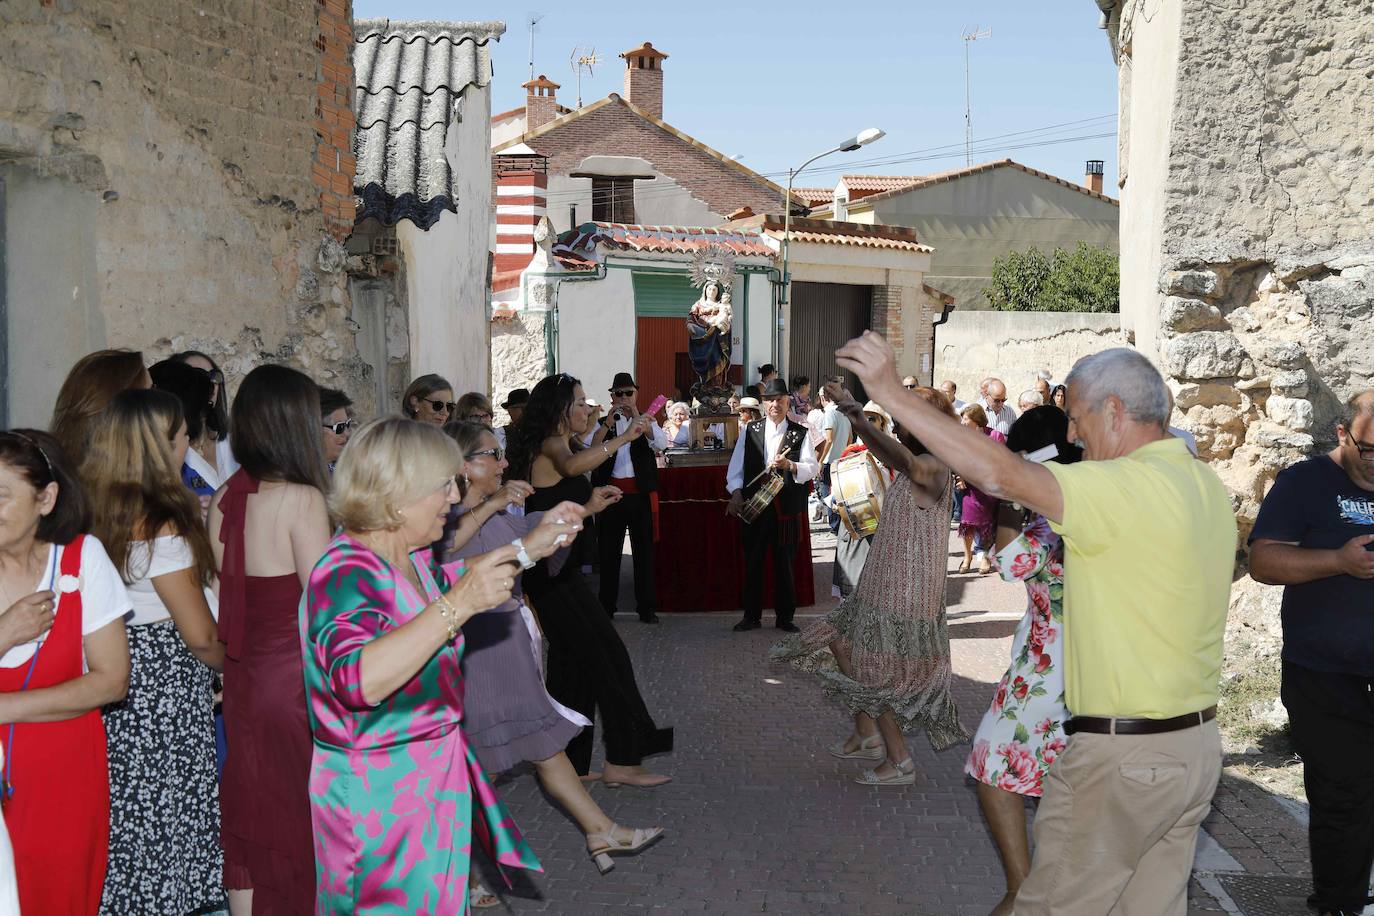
[778,128,885,373]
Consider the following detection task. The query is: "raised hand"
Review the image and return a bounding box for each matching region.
[446,545,521,618]
[524,501,587,557]
[494,480,535,509]
[823,380,861,415]
[835,331,900,401]
[588,485,624,514]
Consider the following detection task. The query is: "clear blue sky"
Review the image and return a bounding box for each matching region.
[353,1,1119,191]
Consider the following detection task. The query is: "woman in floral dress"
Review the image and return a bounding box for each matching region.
[964,406,1081,916]
[301,418,579,913]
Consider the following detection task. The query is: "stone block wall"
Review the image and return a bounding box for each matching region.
[491,311,548,428]
[0,0,372,419]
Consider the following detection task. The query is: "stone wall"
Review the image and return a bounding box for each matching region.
[933,310,1125,401]
[491,311,548,427]
[0,0,372,423]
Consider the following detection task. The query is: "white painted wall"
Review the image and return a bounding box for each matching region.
[398,84,494,397]
[1116,0,1183,360]
[743,272,776,384]
[546,155,721,232]
[555,268,636,399]
[490,111,526,148]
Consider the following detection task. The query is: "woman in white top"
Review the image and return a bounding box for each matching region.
[81,390,225,914]
[663,402,692,447]
[172,350,240,486]
[0,428,131,915]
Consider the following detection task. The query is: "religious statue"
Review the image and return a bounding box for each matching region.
[686,246,737,414]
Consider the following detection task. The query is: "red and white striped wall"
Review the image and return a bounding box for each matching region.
[494,170,548,275]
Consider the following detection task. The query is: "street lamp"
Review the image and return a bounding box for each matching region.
[778,128,885,371]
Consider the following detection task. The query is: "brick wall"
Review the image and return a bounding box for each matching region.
[0,0,374,413]
[315,0,357,237]
[871,285,905,355]
[526,100,785,219]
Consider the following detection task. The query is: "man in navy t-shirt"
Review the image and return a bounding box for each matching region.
[1250,389,1374,916]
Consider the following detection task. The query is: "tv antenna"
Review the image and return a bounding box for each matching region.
[526,13,545,84]
[569,45,601,108]
[962,25,992,166]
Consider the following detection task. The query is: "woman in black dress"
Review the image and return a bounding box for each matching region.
[505,374,674,790]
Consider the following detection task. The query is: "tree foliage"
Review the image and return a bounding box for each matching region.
[983,243,1119,313]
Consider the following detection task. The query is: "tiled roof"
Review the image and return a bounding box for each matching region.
[553,223,776,265]
[792,187,835,206]
[840,174,925,196]
[851,160,1119,207]
[746,215,935,254]
[769,229,934,253]
[353,19,504,229]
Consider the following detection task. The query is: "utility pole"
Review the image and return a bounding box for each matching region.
[527,13,545,84]
[962,26,992,166]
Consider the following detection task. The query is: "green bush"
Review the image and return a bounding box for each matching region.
[983,242,1119,313]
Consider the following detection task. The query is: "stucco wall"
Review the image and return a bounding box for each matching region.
[547,169,720,234]
[0,0,370,423]
[868,166,1120,311]
[933,310,1125,401]
[556,269,637,399]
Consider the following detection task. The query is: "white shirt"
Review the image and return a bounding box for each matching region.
[726,418,820,494]
[0,536,132,669]
[978,398,1019,436]
[607,415,667,477]
[124,535,218,626]
[950,397,967,413]
[185,439,240,491]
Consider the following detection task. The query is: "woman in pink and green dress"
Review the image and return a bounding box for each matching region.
[300,417,584,913]
[963,406,1081,916]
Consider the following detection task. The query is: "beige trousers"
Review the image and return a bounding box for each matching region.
[1012,719,1222,916]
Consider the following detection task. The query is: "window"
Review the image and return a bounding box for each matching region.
[834,193,848,221]
[591,176,636,223]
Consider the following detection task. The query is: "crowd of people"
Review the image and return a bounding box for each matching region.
[0,338,1366,916]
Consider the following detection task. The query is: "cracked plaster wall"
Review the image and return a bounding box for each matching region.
[0,0,375,424]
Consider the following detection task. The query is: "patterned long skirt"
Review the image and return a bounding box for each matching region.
[101,621,223,915]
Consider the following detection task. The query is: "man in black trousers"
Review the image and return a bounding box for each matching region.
[726,378,820,632]
[593,372,668,623]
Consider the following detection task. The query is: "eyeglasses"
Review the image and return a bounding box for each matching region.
[1347,437,1374,461]
[468,411,493,422]
[466,447,504,461]
[322,419,357,436]
[437,476,461,495]
[612,389,637,398]
[424,399,456,414]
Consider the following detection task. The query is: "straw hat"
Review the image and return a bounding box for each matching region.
[861,400,891,429]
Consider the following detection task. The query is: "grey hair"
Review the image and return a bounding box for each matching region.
[1064,348,1170,427]
[667,401,690,416]
[1337,389,1374,430]
[1018,389,1044,407]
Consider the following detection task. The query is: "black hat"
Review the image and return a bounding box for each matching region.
[501,388,529,409]
[760,378,789,399]
[609,372,638,392]
[1007,406,1083,465]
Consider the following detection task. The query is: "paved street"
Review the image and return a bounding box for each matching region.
[480,525,1316,915]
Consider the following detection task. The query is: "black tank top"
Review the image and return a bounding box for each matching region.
[523,474,593,591]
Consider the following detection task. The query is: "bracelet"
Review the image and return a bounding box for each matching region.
[511,537,537,570]
[601,443,610,455]
[434,592,460,642]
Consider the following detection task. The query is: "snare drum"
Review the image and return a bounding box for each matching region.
[738,473,785,524]
[832,451,888,538]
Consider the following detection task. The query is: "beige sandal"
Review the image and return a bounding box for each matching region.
[586,824,665,874]
[854,758,916,786]
[468,881,500,909]
[828,732,884,760]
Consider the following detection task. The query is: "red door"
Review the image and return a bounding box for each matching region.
[635,317,687,417]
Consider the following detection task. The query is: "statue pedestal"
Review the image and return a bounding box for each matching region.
[689,413,739,451]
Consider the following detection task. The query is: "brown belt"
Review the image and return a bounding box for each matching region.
[1064,705,1216,736]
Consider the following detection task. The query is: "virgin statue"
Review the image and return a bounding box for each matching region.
[687,281,733,392]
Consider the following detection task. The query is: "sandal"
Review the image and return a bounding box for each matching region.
[828,732,884,760]
[956,559,970,573]
[586,824,665,874]
[469,880,500,909]
[854,758,916,786]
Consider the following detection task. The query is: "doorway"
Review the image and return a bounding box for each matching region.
[787,282,872,402]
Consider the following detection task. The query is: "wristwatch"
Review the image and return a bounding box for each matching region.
[511,538,537,570]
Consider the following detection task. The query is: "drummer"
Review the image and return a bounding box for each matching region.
[725,378,819,633]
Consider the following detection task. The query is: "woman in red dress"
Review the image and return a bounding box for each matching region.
[208,368,331,915]
[0,430,131,915]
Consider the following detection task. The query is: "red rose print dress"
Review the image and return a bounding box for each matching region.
[963,514,1069,797]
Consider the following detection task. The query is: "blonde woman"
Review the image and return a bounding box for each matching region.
[301,418,571,911]
[662,401,692,447]
[82,389,223,913]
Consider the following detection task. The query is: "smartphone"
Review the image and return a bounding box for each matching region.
[646,394,668,418]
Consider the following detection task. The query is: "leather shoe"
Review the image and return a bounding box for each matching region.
[775,622,801,633]
[732,619,760,632]
[639,613,660,624]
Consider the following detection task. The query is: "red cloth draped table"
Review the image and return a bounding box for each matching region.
[653,463,814,612]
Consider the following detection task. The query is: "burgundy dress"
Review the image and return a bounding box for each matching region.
[217,472,314,914]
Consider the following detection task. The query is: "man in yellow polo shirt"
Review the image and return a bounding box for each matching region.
[837,333,1236,916]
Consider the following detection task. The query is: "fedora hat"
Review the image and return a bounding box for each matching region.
[760,378,789,399]
[609,372,638,392]
[501,388,529,409]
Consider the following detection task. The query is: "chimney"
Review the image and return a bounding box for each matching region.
[1084,159,1105,194]
[619,42,668,120]
[523,75,561,130]
[493,152,549,276]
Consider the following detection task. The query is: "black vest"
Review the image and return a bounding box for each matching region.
[742,418,809,516]
[591,425,659,492]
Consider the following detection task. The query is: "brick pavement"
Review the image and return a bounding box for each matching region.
[480,526,1318,915]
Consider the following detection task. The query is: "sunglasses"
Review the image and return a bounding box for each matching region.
[466,447,504,461]
[423,399,456,413]
[322,419,357,436]
[612,389,637,398]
